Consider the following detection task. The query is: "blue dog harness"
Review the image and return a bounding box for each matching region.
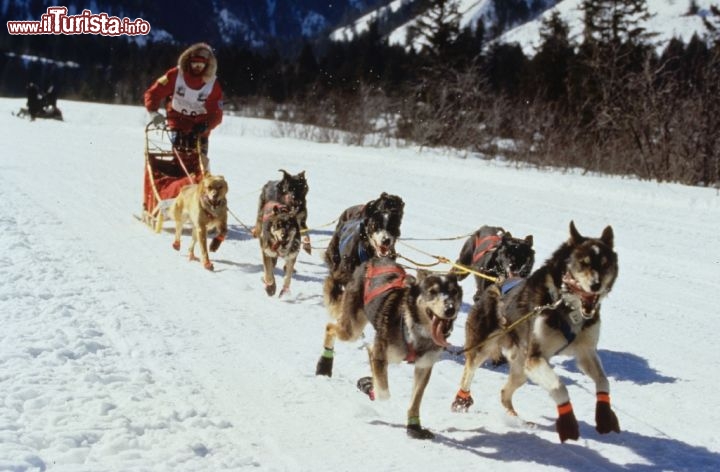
[339,219,370,263]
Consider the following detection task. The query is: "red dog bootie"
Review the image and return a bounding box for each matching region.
[451,389,474,412]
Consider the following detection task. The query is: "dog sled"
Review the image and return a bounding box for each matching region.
[140,122,206,232]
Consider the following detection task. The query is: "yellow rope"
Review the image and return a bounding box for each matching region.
[449,300,561,356]
[227,207,254,234]
[401,231,474,242]
[301,217,338,234]
[397,240,498,283]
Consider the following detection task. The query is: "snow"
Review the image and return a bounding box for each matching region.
[2,97,719,471]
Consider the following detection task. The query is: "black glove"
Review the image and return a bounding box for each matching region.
[192,122,208,135]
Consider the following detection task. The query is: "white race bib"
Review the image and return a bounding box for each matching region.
[170,71,215,116]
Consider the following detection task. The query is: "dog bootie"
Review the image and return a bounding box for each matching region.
[356,376,375,401]
[302,235,311,255]
[209,235,224,252]
[406,417,434,440]
[556,402,580,442]
[595,392,620,434]
[172,240,181,251]
[451,389,474,412]
[315,349,334,377]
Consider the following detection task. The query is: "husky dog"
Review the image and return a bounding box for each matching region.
[451,221,620,443]
[316,256,462,439]
[170,174,228,271]
[323,192,404,316]
[255,169,310,254]
[258,202,301,297]
[452,225,535,303]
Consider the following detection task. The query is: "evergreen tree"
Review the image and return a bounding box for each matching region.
[533,10,574,102]
[407,0,462,63]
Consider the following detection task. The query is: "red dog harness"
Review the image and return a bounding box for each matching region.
[472,234,502,264]
[261,201,289,222]
[363,263,406,306]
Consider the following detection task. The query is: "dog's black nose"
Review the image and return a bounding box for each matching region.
[444,305,456,317]
[591,281,602,292]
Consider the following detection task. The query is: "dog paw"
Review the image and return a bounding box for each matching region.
[203,261,214,271]
[264,282,276,296]
[209,237,223,252]
[315,356,333,377]
[556,403,580,442]
[279,286,290,298]
[302,237,311,255]
[595,401,620,434]
[406,423,434,440]
[172,241,181,251]
[451,392,474,412]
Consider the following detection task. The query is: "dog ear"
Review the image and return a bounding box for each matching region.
[363,198,378,216]
[415,269,430,282]
[279,169,290,180]
[600,225,614,248]
[568,221,584,245]
[524,234,533,246]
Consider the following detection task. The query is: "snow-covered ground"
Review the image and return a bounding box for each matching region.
[2,97,719,471]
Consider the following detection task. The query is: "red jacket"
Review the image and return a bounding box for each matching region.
[145,66,223,136]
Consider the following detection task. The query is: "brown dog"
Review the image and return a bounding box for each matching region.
[316,257,463,439]
[258,202,301,297]
[170,174,228,271]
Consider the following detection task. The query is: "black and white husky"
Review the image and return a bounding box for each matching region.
[451,221,620,443]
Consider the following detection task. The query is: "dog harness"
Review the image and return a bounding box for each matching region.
[363,262,406,306]
[261,201,289,222]
[500,277,523,295]
[472,234,502,264]
[338,219,370,263]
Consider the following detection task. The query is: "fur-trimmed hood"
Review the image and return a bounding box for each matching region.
[177,42,217,82]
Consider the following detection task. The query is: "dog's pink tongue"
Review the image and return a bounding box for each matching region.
[431,318,449,347]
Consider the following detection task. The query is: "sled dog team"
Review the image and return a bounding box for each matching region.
[169,169,620,444]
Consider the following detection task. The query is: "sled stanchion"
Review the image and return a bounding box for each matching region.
[140,123,203,233]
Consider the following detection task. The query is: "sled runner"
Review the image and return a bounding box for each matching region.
[140,122,206,232]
